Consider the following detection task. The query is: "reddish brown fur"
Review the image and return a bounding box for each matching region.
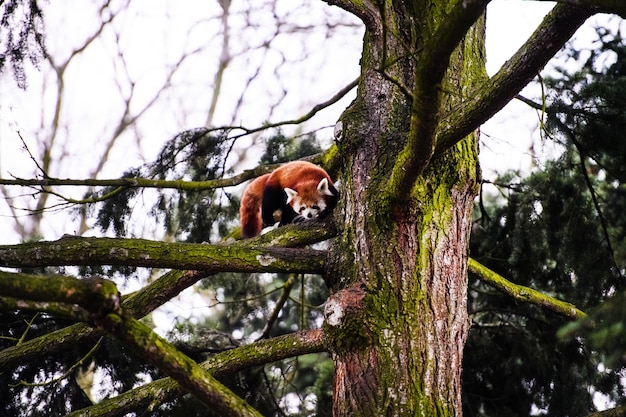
[265,161,333,191]
[239,161,336,238]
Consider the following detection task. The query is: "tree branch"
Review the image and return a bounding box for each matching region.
[584,403,626,417]
[321,0,378,32]
[0,272,120,316]
[468,258,587,320]
[0,295,91,322]
[0,269,210,370]
[387,0,489,199]
[0,168,263,190]
[97,310,263,417]
[257,274,297,340]
[551,0,626,18]
[0,269,264,416]
[0,148,338,209]
[434,3,596,156]
[516,95,623,277]
[243,216,339,247]
[66,329,325,417]
[0,236,326,274]
[205,77,359,139]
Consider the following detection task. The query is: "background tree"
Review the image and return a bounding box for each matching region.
[465,24,626,416]
[1,1,625,417]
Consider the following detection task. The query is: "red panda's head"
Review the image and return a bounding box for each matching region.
[284,178,335,220]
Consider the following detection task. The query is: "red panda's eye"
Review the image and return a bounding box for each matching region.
[300,207,306,213]
[312,205,320,210]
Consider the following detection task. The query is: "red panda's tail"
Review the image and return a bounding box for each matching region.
[240,174,270,238]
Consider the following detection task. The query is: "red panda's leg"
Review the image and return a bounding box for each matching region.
[262,185,296,226]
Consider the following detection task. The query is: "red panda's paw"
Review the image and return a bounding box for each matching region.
[292,215,307,224]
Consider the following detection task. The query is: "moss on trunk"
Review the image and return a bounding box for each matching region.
[327,1,486,415]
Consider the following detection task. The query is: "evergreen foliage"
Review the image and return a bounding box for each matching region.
[464,26,626,416]
[0,0,46,88]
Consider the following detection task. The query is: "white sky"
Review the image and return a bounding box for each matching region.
[0,1,619,243]
[0,3,618,239]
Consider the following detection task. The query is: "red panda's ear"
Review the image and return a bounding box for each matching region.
[284,187,298,204]
[317,178,334,196]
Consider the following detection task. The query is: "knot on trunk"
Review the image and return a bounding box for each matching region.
[324,285,371,353]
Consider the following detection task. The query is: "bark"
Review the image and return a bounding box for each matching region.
[325,1,485,415]
[321,1,599,414]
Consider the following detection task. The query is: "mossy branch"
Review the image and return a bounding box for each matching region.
[468,258,587,320]
[0,271,120,317]
[66,329,325,417]
[243,216,339,247]
[0,269,263,416]
[386,0,489,200]
[0,236,326,274]
[97,311,263,417]
[0,148,339,191]
[0,270,210,370]
[434,3,594,156]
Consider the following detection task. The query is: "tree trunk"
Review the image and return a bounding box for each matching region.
[326,1,485,415]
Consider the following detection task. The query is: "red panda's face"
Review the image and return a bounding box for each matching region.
[284,178,334,221]
[289,196,327,219]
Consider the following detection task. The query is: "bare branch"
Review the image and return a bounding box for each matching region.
[11,337,102,388]
[209,77,358,139]
[257,274,297,340]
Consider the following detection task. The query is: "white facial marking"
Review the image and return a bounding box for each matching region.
[285,183,330,221]
[299,199,326,219]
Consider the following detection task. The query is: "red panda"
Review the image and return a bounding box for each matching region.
[239,161,338,238]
